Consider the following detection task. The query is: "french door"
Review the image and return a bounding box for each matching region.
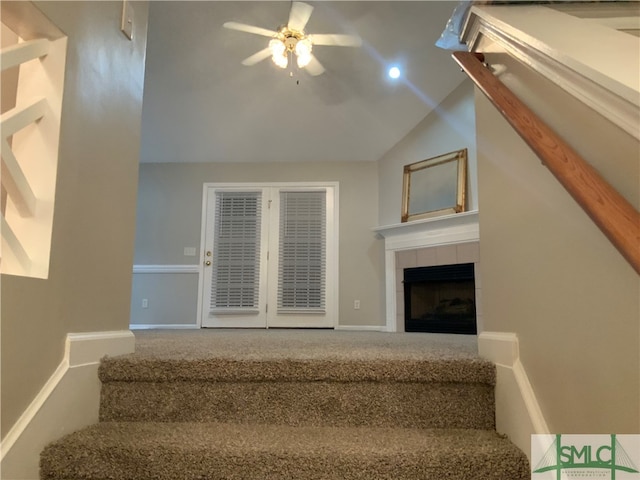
[198,183,338,328]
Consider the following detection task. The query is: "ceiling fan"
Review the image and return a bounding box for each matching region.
[223,2,362,76]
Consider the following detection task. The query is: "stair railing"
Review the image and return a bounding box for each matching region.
[453,51,640,275]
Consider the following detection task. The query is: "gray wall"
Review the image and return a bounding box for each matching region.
[377,80,478,226]
[131,161,384,327]
[131,273,199,326]
[1,1,148,438]
[475,54,639,433]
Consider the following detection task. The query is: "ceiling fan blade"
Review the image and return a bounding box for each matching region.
[305,54,325,76]
[310,33,362,47]
[288,2,314,32]
[241,47,272,66]
[223,22,278,38]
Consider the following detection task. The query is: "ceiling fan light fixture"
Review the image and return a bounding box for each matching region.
[273,53,288,69]
[269,38,288,68]
[295,38,312,68]
[296,53,311,69]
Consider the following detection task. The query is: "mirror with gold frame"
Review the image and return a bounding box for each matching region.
[401,148,467,222]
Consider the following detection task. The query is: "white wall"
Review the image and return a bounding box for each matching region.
[377,80,478,226]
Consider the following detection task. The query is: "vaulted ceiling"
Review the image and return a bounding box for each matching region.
[139,1,466,163]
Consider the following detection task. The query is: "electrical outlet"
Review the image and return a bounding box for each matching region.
[184,247,196,256]
[142,298,148,308]
[354,300,360,310]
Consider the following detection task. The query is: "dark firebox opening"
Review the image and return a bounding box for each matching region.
[403,263,477,334]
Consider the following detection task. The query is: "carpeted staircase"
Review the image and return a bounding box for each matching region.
[40,330,529,479]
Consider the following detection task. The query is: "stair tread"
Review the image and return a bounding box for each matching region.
[100,330,494,384]
[129,330,481,362]
[41,422,529,480]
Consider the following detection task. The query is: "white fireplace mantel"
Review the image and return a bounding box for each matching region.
[373,211,479,332]
[374,210,479,251]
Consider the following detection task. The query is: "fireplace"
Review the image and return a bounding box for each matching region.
[403,263,477,334]
[373,211,480,332]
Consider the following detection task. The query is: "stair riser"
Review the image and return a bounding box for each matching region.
[42,450,528,480]
[41,423,529,480]
[98,358,496,384]
[100,381,495,429]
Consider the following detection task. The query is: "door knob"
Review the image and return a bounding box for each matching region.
[205,260,211,266]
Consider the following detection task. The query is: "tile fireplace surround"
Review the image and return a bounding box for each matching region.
[373,211,481,333]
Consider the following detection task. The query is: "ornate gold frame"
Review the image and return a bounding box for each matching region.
[401,148,467,222]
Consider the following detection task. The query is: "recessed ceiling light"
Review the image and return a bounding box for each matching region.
[388,66,401,79]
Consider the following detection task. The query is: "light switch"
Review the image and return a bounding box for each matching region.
[121,0,134,40]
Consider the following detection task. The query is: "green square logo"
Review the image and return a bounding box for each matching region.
[532,434,640,479]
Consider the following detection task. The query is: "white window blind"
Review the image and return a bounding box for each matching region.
[277,191,326,312]
[211,192,261,312]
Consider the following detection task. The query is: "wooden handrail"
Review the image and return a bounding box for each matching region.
[453,51,640,275]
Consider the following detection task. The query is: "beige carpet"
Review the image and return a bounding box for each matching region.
[127,329,480,360]
[41,329,530,479]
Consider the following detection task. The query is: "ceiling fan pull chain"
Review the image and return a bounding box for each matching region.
[289,50,294,77]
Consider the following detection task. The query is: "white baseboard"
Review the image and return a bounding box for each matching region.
[0,330,135,479]
[334,325,387,332]
[478,331,549,461]
[131,325,387,331]
[130,323,199,330]
[130,325,386,331]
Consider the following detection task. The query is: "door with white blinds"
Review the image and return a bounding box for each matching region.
[199,184,337,328]
[200,189,269,327]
